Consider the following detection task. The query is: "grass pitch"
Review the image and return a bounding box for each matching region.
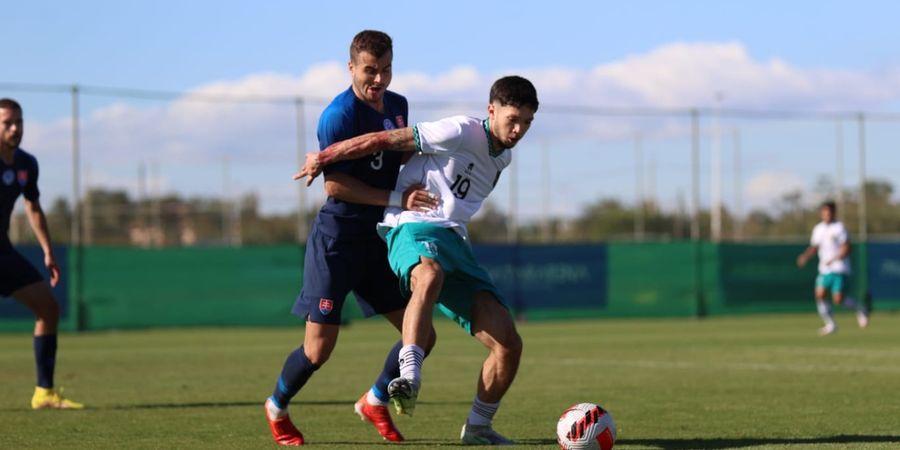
[1,313,899,449]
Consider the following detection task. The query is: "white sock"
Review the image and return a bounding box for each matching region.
[366,389,388,406]
[816,301,836,328]
[467,396,500,426]
[398,344,425,385]
[266,397,288,420]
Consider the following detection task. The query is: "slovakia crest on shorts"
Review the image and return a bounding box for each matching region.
[395,115,405,128]
[319,298,334,315]
[17,170,28,186]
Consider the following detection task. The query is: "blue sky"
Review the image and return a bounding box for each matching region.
[7,1,900,88]
[5,1,900,221]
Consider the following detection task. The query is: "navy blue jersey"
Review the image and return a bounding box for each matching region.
[1,148,39,250]
[314,87,408,239]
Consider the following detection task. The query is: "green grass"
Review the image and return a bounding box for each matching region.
[1,313,899,449]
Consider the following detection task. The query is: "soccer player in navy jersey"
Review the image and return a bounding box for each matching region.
[0,98,83,409]
[264,30,438,445]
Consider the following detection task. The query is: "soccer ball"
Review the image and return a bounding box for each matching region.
[556,402,616,450]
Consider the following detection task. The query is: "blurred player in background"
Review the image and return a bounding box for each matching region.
[264,30,437,445]
[0,98,83,409]
[295,75,538,445]
[796,200,869,336]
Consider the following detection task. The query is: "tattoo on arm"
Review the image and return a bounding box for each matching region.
[319,128,415,166]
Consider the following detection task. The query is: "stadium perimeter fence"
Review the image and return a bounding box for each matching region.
[2,83,900,330]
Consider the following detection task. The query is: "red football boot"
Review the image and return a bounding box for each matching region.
[265,398,305,446]
[354,393,405,442]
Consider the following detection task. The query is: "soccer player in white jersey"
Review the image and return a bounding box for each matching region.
[294,76,538,445]
[796,201,869,335]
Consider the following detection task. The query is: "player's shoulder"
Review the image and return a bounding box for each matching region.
[15,148,39,167]
[320,88,357,123]
[831,221,849,232]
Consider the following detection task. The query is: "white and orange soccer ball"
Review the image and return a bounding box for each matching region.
[556,402,616,450]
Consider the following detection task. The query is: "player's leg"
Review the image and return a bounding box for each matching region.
[814,275,836,336]
[830,275,868,328]
[400,256,444,378]
[351,247,437,441]
[385,256,444,416]
[270,321,339,410]
[352,309,436,441]
[265,226,353,445]
[266,320,337,446]
[5,247,83,410]
[460,290,521,445]
[381,224,449,415]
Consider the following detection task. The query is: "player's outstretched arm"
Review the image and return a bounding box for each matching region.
[796,245,817,268]
[293,128,415,186]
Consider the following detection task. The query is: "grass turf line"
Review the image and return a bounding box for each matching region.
[1,313,899,449]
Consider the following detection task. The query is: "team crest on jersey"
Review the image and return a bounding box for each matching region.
[465,163,475,175]
[319,298,334,315]
[383,118,395,130]
[17,170,28,186]
[395,115,405,128]
[421,241,438,256]
[2,169,13,186]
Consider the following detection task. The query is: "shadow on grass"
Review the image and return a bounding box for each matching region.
[100,399,470,410]
[618,434,900,449]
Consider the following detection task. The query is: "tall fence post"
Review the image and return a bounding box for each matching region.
[691,109,706,317]
[70,84,85,331]
[857,112,869,308]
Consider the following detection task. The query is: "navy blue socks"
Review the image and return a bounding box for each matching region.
[270,346,320,409]
[33,334,57,389]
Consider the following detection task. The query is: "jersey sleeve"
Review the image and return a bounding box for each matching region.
[317,106,356,175]
[23,156,40,201]
[809,225,820,246]
[413,116,467,155]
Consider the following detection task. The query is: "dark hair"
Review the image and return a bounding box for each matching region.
[821,200,836,214]
[489,76,539,112]
[350,30,393,61]
[0,98,22,113]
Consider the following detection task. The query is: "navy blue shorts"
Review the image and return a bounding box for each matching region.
[292,224,406,325]
[0,246,44,297]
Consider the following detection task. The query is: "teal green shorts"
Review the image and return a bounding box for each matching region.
[385,222,506,334]
[816,273,848,295]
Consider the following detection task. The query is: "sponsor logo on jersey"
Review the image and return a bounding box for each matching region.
[383,118,395,130]
[396,115,405,128]
[17,170,28,186]
[1,169,13,186]
[318,298,334,316]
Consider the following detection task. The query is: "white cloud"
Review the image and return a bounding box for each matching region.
[18,41,900,215]
[745,171,806,210]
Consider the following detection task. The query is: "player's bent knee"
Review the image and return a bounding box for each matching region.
[411,259,444,292]
[303,343,334,366]
[36,299,60,322]
[500,330,523,358]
